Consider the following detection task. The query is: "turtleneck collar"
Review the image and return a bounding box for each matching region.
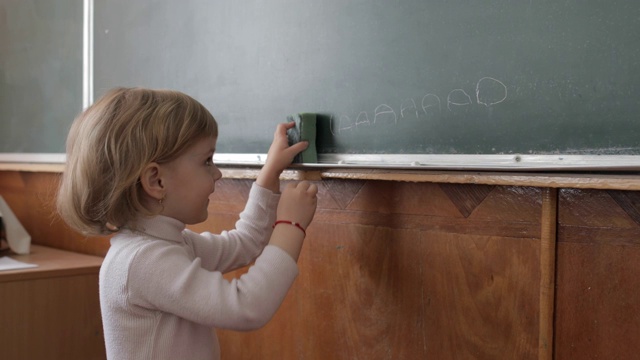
[126,215,186,243]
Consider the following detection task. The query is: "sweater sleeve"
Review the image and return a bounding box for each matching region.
[189,183,281,273]
[127,240,299,331]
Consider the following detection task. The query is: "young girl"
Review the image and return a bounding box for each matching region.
[57,87,318,360]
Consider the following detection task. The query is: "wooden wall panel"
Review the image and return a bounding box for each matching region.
[218,179,542,359]
[3,170,639,359]
[555,189,640,359]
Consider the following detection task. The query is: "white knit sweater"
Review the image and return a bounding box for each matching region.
[99,184,299,360]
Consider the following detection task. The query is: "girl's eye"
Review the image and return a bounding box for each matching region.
[205,156,213,166]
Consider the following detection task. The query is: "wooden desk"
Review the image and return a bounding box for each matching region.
[0,245,105,360]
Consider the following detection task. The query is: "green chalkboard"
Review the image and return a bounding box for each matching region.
[93,0,640,157]
[3,0,640,162]
[0,0,83,153]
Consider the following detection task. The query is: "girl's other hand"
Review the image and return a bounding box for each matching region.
[277,181,318,229]
[269,180,318,261]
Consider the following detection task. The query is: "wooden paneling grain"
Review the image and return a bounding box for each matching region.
[539,188,558,359]
[469,186,542,223]
[347,181,462,217]
[1,275,105,360]
[439,183,495,218]
[559,189,637,228]
[556,189,640,359]
[3,170,640,359]
[426,235,539,359]
[555,243,640,360]
[607,190,640,224]
[217,179,542,359]
[0,246,105,360]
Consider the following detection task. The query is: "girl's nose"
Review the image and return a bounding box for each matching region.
[212,165,222,181]
[210,166,222,193]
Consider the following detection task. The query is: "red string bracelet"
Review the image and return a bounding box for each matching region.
[273,220,306,236]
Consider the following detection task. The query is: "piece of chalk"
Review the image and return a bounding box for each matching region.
[286,113,317,163]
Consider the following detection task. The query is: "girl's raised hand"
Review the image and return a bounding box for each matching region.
[257,122,309,193]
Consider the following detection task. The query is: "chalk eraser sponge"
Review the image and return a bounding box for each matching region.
[286,113,317,163]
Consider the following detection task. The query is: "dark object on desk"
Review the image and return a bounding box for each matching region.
[0,216,8,253]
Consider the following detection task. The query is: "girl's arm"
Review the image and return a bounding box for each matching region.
[190,122,313,271]
[257,122,317,261]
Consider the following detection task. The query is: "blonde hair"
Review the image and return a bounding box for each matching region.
[57,87,218,236]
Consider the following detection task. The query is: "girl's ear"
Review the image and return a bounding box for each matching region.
[139,162,165,200]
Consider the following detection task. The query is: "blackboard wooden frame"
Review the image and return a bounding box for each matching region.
[2,0,640,172]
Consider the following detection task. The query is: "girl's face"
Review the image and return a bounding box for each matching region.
[159,136,222,224]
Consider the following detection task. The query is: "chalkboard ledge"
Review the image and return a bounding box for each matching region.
[2,153,638,190]
[0,154,65,173]
[3,152,640,171]
[317,169,640,191]
[217,167,640,191]
[214,153,640,171]
[0,163,637,190]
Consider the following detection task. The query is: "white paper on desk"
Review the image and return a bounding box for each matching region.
[0,256,38,271]
[0,195,31,254]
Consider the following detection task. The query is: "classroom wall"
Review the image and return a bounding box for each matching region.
[1,170,639,359]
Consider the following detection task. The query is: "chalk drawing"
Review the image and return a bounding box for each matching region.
[329,76,508,135]
[447,89,473,111]
[373,104,397,125]
[335,115,354,134]
[355,111,372,128]
[400,98,419,119]
[421,94,441,116]
[476,77,508,107]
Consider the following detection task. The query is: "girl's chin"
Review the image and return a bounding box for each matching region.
[198,208,209,223]
[183,209,209,225]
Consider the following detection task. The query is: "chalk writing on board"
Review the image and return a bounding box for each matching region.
[373,104,397,125]
[447,89,473,111]
[400,99,419,119]
[355,112,371,127]
[476,77,508,107]
[421,94,442,116]
[330,77,508,135]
